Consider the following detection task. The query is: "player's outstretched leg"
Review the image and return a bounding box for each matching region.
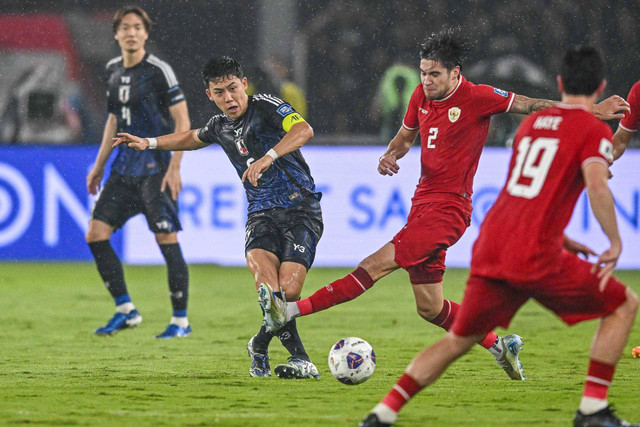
[258,282,286,332]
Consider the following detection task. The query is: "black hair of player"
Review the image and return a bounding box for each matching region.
[202,56,244,86]
[420,28,468,71]
[113,6,152,34]
[560,46,604,95]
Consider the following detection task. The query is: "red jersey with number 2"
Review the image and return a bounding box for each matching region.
[471,104,614,282]
[403,75,515,202]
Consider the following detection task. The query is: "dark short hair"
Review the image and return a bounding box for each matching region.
[560,46,604,95]
[202,56,244,86]
[113,6,152,34]
[419,28,467,71]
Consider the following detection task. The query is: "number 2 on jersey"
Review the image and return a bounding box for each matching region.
[506,136,559,199]
[427,128,438,148]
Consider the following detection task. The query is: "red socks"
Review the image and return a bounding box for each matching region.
[429,299,498,349]
[298,267,374,316]
[583,359,615,400]
[381,373,422,412]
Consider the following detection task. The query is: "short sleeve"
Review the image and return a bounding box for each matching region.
[619,81,639,132]
[254,95,305,132]
[153,61,185,107]
[472,85,516,117]
[196,117,218,145]
[579,121,614,168]
[402,84,423,130]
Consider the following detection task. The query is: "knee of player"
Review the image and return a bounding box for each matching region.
[416,303,440,321]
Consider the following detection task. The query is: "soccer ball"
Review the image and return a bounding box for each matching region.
[328,337,376,385]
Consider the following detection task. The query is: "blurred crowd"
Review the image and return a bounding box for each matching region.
[0,0,638,146]
[300,0,640,144]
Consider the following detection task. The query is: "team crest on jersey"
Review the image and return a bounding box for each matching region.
[448,107,461,123]
[235,138,248,155]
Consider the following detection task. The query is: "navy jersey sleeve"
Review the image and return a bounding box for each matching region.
[148,55,185,107]
[197,116,221,145]
[253,94,305,133]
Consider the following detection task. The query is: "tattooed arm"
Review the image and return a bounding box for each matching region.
[509,94,629,120]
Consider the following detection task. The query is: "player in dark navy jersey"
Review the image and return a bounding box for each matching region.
[85,6,192,339]
[114,56,323,379]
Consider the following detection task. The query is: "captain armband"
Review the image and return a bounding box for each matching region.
[282,113,306,132]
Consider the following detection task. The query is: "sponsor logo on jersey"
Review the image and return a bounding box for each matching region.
[494,88,509,97]
[277,104,294,117]
[419,107,429,115]
[448,107,461,123]
[235,138,249,156]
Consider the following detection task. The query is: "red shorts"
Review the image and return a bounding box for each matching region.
[393,196,471,284]
[451,250,628,337]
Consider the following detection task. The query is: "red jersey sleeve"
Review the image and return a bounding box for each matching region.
[471,84,515,117]
[402,84,423,131]
[619,81,640,132]
[579,120,614,169]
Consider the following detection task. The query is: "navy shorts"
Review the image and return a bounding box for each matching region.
[245,197,323,270]
[91,172,182,233]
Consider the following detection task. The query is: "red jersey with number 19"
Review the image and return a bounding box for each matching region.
[403,76,515,203]
[470,104,614,282]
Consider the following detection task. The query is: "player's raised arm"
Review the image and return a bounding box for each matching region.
[509,94,629,120]
[113,129,206,151]
[242,120,313,187]
[378,126,418,176]
[583,161,621,290]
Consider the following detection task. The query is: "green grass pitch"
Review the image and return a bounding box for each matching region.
[0,263,638,426]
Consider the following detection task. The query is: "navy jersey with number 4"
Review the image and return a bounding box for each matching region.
[197,94,321,213]
[106,53,185,176]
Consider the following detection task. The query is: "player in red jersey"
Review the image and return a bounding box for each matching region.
[260,29,630,380]
[612,79,639,159]
[360,46,639,427]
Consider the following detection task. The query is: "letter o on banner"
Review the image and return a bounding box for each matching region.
[0,163,34,246]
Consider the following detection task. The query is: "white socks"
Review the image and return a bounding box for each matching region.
[286,302,301,320]
[488,336,503,358]
[578,396,608,415]
[170,316,189,328]
[371,403,398,424]
[116,302,136,314]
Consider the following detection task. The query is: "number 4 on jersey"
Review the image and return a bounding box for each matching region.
[506,137,559,199]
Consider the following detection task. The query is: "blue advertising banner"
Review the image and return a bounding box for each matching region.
[0,146,122,260]
[1,146,638,268]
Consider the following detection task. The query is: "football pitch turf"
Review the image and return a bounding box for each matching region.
[1,263,639,426]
